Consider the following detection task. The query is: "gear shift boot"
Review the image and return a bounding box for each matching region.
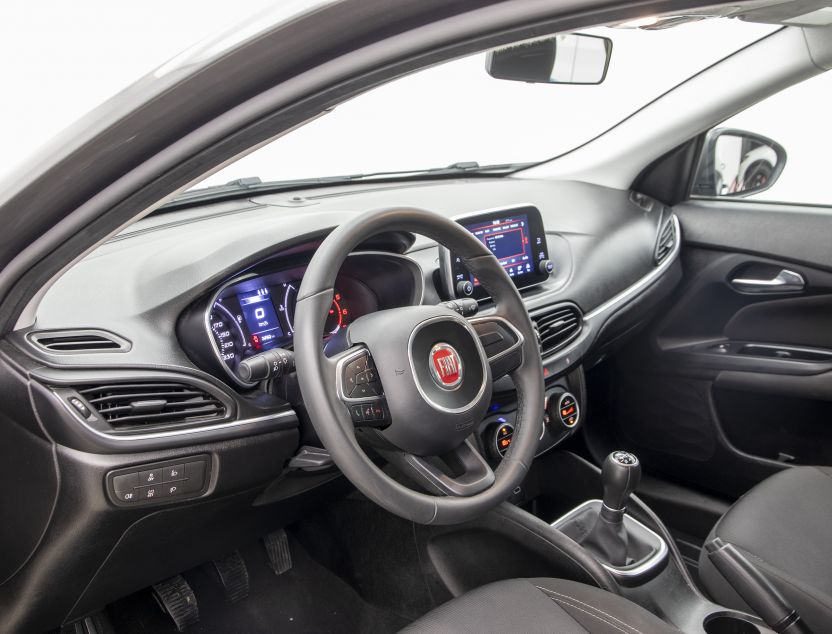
[552,500,668,584]
[551,451,667,584]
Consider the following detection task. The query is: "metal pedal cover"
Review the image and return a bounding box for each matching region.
[151,574,199,632]
[205,550,250,603]
[263,528,292,575]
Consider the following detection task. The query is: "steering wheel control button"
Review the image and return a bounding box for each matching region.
[340,351,385,402]
[429,343,463,390]
[106,455,209,507]
[349,404,364,422]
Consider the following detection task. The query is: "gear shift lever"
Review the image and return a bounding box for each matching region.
[601,451,641,514]
[581,451,641,567]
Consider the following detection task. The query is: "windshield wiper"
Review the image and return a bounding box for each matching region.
[157,161,534,213]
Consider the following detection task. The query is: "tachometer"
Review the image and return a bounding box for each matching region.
[281,283,350,336]
[209,301,246,373]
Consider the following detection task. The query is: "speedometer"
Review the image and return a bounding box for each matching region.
[209,301,246,374]
[280,283,350,337]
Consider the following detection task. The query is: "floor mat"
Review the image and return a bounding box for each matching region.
[108,534,408,634]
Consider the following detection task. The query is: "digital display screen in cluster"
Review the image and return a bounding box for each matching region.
[237,288,284,351]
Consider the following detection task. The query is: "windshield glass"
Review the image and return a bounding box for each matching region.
[194,19,777,189]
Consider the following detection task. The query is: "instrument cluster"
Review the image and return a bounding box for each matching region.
[205,264,376,383]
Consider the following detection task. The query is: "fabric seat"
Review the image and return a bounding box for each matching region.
[699,466,832,632]
[401,578,678,633]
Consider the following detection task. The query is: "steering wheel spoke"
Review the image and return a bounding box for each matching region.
[399,440,495,497]
[330,344,391,429]
[470,315,525,380]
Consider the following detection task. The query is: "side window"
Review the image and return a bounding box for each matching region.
[691,70,831,206]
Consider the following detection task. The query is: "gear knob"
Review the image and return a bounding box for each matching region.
[601,451,641,512]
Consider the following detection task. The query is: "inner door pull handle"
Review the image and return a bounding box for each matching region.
[730,269,805,293]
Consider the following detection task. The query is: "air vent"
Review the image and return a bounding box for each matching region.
[531,303,582,357]
[76,381,227,429]
[28,329,130,354]
[654,214,677,264]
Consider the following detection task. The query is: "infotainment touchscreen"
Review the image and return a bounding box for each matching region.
[442,205,551,300]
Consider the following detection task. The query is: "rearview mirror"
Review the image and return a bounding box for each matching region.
[692,129,787,198]
[486,34,612,85]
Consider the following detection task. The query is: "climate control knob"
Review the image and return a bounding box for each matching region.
[488,420,515,460]
[545,391,580,429]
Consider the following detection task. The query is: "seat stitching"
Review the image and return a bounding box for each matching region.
[549,597,633,634]
[535,585,646,634]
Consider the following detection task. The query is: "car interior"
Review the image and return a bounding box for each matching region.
[1,1,832,632]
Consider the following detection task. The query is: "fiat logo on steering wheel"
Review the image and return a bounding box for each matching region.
[429,343,463,390]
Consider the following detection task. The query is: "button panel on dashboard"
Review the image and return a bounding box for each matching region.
[107,455,210,507]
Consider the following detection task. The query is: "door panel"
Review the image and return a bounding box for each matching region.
[591,200,832,498]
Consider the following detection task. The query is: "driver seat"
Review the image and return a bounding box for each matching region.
[401,577,678,633]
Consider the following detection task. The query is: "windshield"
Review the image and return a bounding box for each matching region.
[193,19,777,190]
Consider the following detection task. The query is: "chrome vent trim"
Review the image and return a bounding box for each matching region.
[75,381,227,429]
[27,329,131,354]
[530,303,583,357]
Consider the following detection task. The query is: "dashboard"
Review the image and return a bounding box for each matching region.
[1,177,682,628]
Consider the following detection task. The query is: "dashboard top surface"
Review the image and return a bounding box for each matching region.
[17,177,668,387]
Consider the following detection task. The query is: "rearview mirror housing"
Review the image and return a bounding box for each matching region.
[486,34,612,85]
[692,128,787,198]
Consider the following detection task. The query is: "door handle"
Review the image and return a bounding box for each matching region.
[730,269,805,293]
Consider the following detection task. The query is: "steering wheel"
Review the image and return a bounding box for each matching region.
[294,208,544,525]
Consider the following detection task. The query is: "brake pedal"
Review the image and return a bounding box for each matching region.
[263,528,293,575]
[151,574,199,632]
[205,550,250,603]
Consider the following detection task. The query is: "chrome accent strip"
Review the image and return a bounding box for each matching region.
[56,394,296,442]
[551,499,668,579]
[584,215,681,321]
[407,315,489,414]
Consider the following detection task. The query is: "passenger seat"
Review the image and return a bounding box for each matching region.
[698,465,832,632]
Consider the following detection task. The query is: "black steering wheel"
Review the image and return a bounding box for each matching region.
[294,208,544,525]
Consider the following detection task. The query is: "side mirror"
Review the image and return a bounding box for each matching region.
[692,129,786,198]
[486,34,612,85]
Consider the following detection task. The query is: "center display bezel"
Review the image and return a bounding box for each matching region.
[439,204,550,300]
